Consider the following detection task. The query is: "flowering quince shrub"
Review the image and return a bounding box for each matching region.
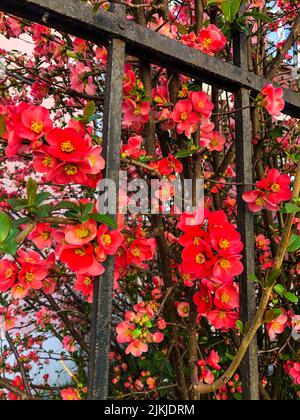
[0,0,299,401]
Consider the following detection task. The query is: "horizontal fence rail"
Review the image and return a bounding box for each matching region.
[1,0,300,117]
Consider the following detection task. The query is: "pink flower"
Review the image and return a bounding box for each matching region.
[70,62,97,95]
[206,350,221,371]
[62,336,76,353]
[242,190,278,212]
[61,388,81,401]
[122,98,150,126]
[116,321,134,344]
[171,99,199,139]
[176,302,190,318]
[121,136,145,159]
[125,340,148,357]
[28,223,54,250]
[207,131,226,152]
[260,84,285,117]
[267,314,288,341]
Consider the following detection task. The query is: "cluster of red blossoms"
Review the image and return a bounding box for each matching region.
[57,219,123,302]
[243,168,291,212]
[116,303,165,357]
[0,250,55,300]
[181,24,227,55]
[3,103,105,187]
[179,210,242,330]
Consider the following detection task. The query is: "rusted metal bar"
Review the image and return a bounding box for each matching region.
[1,0,300,116]
[234,29,260,401]
[89,17,125,398]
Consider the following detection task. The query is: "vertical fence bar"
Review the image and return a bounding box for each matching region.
[89,4,125,400]
[234,29,260,400]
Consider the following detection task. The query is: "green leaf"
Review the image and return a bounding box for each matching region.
[287,235,300,253]
[274,284,285,297]
[284,292,298,304]
[83,101,95,124]
[0,212,11,244]
[30,205,52,218]
[265,268,282,287]
[89,213,117,229]
[222,0,242,23]
[0,240,18,256]
[243,11,273,23]
[176,149,193,158]
[236,320,244,334]
[82,203,95,217]
[284,203,300,214]
[7,198,28,211]
[34,192,51,206]
[53,201,81,213]
[27,178,37,206]
[132,328,142,339]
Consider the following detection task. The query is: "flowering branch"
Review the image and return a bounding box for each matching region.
[195,159,300,395]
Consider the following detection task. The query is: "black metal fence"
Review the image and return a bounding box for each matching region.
[1,0,299,400]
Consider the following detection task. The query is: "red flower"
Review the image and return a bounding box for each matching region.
[17,104,53,140]
[127,239,156,267]
[206,350,221,371]
[97,225,124,256]
[210,226,243,255]
[181,241,213,278]
[121,136,145,159]
[171,99,199,138]
[18,264,49,290]
[58,243,104,276]
[189,91,214,118]
[52,161,91,185]
[193,284,212,315]
[242,190,278,212]
[256,168,291,204]
[0,260,18,292]
[61,388,81,401]
[65,220,97,246]
[214,283,239,310]
[75,274,94,298]
[46,128,89,162]
[157,155,183,176]
[213,255,243,281]
[207,309,239,329]
[197,24,227,54]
